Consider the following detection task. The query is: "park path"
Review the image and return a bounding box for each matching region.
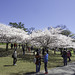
[29,62,75,75]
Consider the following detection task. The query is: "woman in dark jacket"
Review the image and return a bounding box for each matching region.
[35,52,41,73]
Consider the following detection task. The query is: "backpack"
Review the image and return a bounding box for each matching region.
[67,52,70,57]
[12,54,14,58]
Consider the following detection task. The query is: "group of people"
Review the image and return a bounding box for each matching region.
[11,46,72,74]
[62,50,72,66]
[11,43,18,49]
[12,47,49,74]
[34,48,48,74]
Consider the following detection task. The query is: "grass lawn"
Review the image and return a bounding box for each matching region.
[0,43,6,45]
[0,45,75,75]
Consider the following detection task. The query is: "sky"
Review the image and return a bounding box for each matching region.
[0,0,75,33]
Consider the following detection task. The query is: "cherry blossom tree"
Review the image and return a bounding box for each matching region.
[28,27,74,52]
[0,23,29,50]
[0,23,75,52]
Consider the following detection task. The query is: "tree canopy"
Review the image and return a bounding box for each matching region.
[9,22,27,31]
[0,23,75,49]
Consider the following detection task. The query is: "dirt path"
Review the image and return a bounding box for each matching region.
[28,62,75,75]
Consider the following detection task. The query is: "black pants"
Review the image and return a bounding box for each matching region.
[68,57,71,61]
[64,58,67,66]
[44,62,48,73]
[13,58,17,65]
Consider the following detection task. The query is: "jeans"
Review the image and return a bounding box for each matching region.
[36,63,41,72]
[44,62,48,72]
[64,57,67,66]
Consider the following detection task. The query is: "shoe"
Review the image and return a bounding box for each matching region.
[44,72,48,74]
[13,64,17,65]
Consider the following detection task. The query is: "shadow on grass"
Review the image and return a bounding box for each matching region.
[18,54,34,63]
[10,73,21,75]
[10,71,36,75]
[56,65,64,67]
[4,65,13,67]
[0,48,13,57]
[24,72,36,75]
[24,72,45,75]
[10,72,45,75]
[0,47,35,63]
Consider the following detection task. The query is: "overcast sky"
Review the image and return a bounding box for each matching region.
[0,0,75,33]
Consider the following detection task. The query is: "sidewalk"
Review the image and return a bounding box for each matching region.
[29,62,75,75]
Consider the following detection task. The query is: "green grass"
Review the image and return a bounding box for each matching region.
[0,57,36,75]
[0,45,75,75]
[0,43,6,45]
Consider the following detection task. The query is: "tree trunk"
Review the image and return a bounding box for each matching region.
[60,48,63,55]
[6,43,9,51]
[54,49,56,54]
[60,49,63,55]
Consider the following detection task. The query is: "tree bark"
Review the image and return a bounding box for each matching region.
[54,49,56,54]
[6,43,9,51]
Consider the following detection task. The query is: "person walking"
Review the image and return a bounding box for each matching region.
[11,43,13,49]
[14,43,17,49]
[35,52,41,73]
[62,50,67,66]
[43,51,48,74]
[12,49,17,65]
[22,44,25,55]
